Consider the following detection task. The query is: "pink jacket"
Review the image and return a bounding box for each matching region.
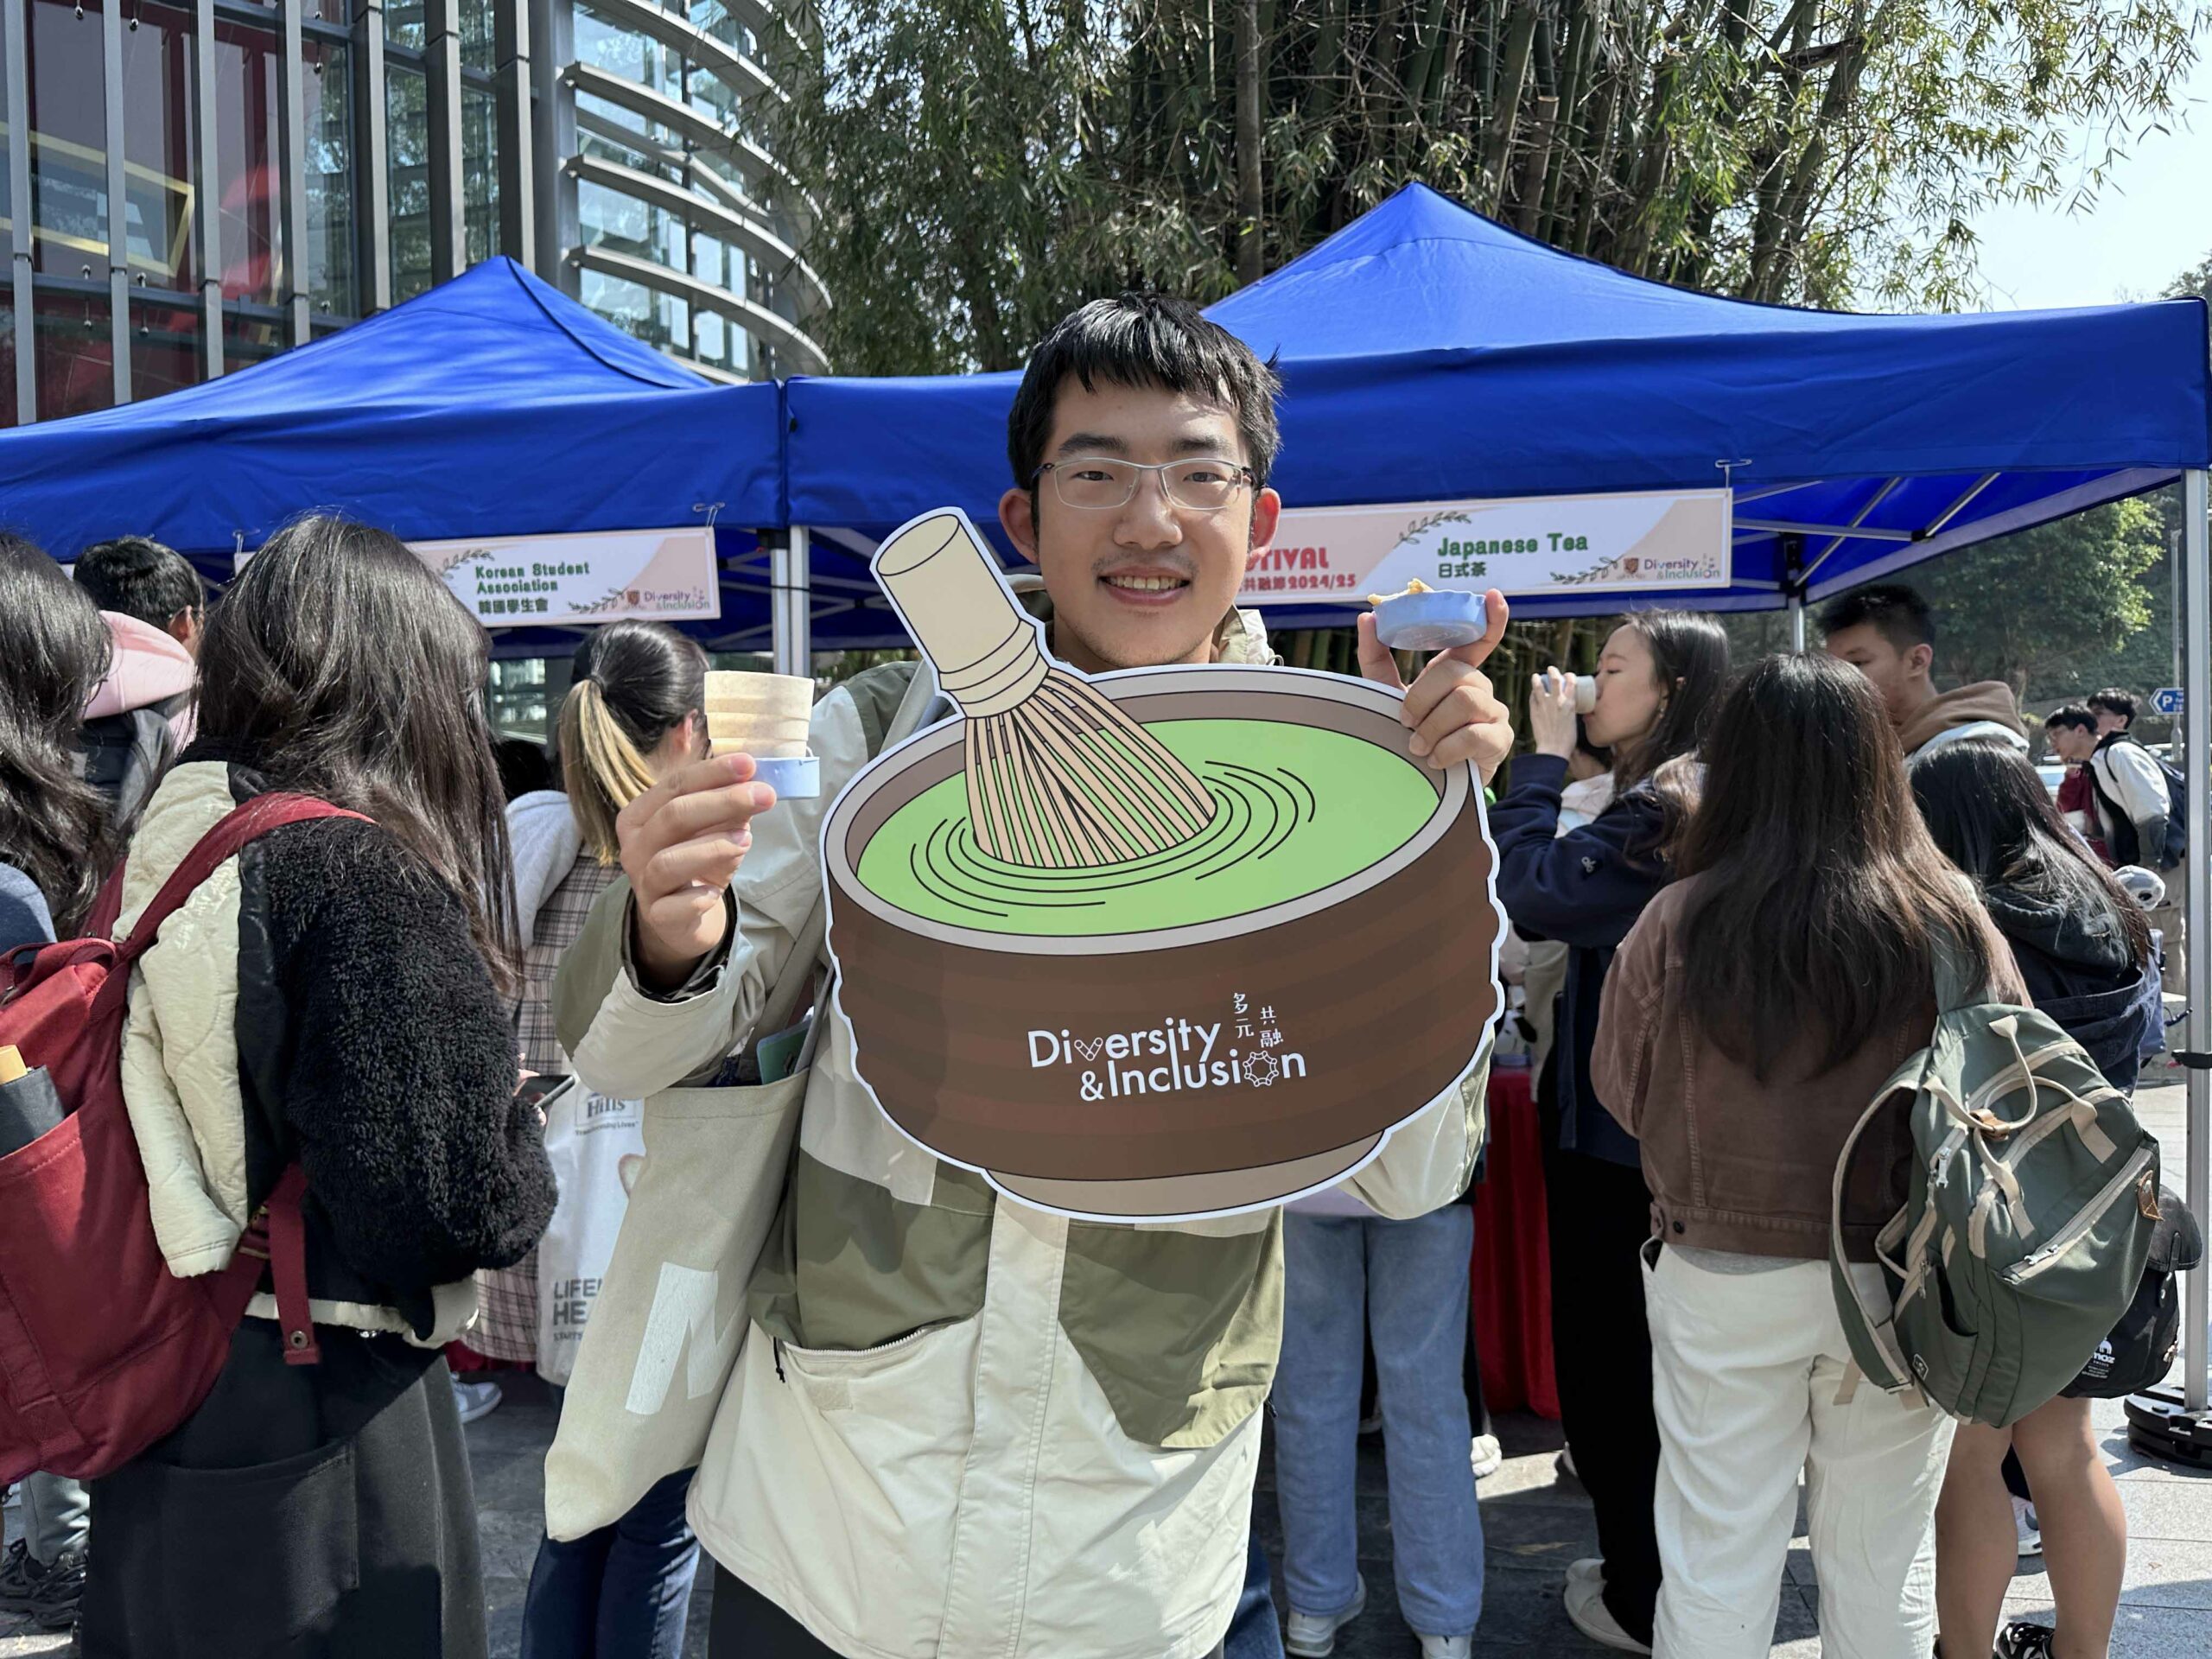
[83,611,197,748]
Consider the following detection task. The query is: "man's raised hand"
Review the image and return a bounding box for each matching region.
[618,753,777,992]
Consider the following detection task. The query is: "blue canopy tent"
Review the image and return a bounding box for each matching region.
[0,257,791,656]
[781,182,2212,1437]
[782,181,2209,640]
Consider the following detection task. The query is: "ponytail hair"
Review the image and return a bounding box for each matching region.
[560,621,708,863]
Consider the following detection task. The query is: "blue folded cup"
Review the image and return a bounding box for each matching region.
[1373,589,1487,652]
[750,753,821,800]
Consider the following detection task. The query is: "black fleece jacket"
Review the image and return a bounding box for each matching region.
[225,798,555,1338]
[1491,752,1669,1170]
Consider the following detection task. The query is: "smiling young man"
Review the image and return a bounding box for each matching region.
[557,293,1513,1659]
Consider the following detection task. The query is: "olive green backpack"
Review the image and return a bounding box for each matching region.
[1828,943,2160,1428]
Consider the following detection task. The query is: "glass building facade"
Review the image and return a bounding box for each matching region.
[0,0,825,426]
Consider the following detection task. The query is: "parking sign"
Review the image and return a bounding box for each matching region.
[2152,687,2184,716]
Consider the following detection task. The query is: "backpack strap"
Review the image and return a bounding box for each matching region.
[101,795,367,1365]
[98,794,370,994]
[1828,1083,1918,1395]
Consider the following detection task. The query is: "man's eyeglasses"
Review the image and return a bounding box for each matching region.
[1033,456,1258,513]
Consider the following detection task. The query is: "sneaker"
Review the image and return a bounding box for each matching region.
[1284,1575,1368,1657]
[452,1376,504,1425]
[26,1548,84,1631]
[2012,1494,2043,1558]
[1565,1556,1604,1595]
[1470,1433,1504,1480]
[0,1538,46,1612]
[1419,1638,1472,1659]
[1997,1623,2057,1659]
[1563,1567,1652,1655]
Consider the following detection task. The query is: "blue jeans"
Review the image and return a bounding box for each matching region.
[1226,1527,1284,1659]
[1273,1207,1483,1638]
[22,1471,89,1564]
[520,1450,700,1659]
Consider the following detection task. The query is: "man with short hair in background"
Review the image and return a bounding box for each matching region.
[72,535,207,656]
[2045,706,2113,864]
[2087,688,2138,741]
[2082,689,2187,993]
[70,537,204,835]
[1820,583,2028,765]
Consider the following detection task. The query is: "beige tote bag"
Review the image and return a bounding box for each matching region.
[543,670,935,1541]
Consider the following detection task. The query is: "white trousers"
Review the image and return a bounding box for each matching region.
[1641,1243,1956,1659]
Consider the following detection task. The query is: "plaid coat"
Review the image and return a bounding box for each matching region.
[468,849,618,1363]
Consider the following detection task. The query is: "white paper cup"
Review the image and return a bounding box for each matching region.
[704,671,812,760]
[1543,669,1600,715]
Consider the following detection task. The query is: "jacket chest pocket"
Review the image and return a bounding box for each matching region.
[1059,1215,1283,1449]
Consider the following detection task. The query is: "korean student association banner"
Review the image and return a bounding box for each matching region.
[1239,488,1732,605]
[233,526,722,628]
[415,528,721,628]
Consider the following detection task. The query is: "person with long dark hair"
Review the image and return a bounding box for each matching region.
[1592,652,2024,1659]
[77,515,556,1658]
[1913,741,2159,1659]
[1490,610,1729,1655]
[0,536,114,1639]
[509,621,710,1659]
[0,535,114,941]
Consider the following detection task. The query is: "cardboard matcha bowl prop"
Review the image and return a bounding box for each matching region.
[823,664,1501,1220]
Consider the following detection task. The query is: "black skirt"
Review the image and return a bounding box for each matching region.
[79,1319,486,1659]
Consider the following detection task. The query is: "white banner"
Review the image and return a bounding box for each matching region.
[1241,487,1732,606]
[231,526,722,627]
[414,527,721,628]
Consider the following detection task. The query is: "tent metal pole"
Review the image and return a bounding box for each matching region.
[1787,593,1805,652]
[2174,524,2185,754]
[772,527,813,678]
[2185,467,2209,1417]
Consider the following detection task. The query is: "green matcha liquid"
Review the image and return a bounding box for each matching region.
[855,719,1437,937]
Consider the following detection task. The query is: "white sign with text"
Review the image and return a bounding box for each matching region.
[232,525,722,627]
[415,526,721,628]
[1241,488,1732,606]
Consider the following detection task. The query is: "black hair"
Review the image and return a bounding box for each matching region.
[1609,610,1732,796]
[73,535,207,632]
[559,621,709,864]
[1911,739,2152,971]
[2045,704,2099,735]
[1677,652,1999,1080]
[2087,689,2139,727]
[1007,293,1283,495]
[494,737,556,803]
[1820,582,1935,655]
[0,534,115,932]
[194,514,519,991]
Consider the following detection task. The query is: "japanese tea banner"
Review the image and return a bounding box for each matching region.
[413,527,721,628]
[1241,487,1732,605]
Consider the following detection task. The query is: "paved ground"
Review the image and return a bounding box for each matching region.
[7,1081,2208,1656]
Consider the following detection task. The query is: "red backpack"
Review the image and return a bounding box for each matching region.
[0,794,362,1484]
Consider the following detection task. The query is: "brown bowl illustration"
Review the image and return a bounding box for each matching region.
[823,664,1501,1218]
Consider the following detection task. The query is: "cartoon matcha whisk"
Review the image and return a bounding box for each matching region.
[872,509,1217,869]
